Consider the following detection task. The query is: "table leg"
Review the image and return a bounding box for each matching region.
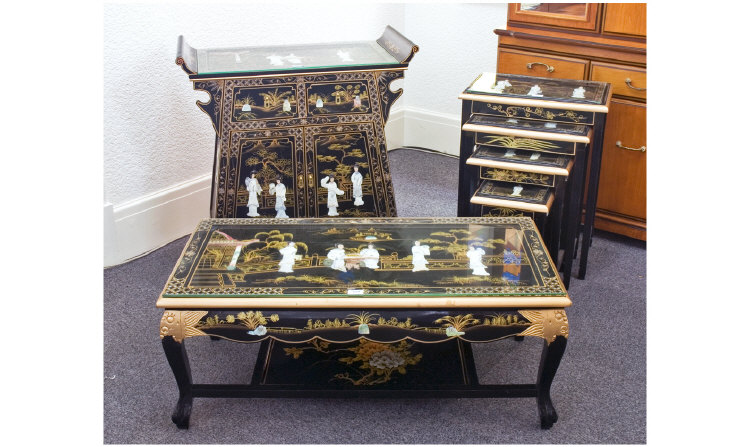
[578,113,608,279]
[536,336,567,429]
[162,336,194,429]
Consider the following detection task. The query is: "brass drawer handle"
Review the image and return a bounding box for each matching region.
[526,62,554,73]
[625,78,646,91]
[616,140,646,152]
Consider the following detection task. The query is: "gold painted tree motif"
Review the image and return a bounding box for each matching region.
[486,168,550,185]
[243,141,294,186]
[233,95,257,120]
[258,88,294,110]
[418,229,505,257]
[239,230,308,267]
[316,134,368,180]
[434,314,479,332]
[482,135,560,151]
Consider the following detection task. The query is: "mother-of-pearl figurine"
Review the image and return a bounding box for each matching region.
[241,103,252,112]
[572,86,586,98]
[411,241,430,272]
[494,79,512,93]
[327,244,347,272]
[527,85,543,97]
[466,244,490,276]
[282,98,291,112]
[511,185,524,196]
[244,171,262,217]
[315,98,324,108]
[278,242,297,273]
[321,175,345,216]
[268,177,288,218]
[266,55,284,66]
[353,95,362,108]
[359,243,379,269]
[351,165,364,206]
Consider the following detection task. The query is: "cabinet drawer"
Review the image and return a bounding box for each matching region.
[498,49,588,80]
[591,62,646,101]
[306,81,372,116]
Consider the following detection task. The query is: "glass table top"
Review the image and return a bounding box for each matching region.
[158,218,568,308]
[197,41,401,75]
[465,72,609,105]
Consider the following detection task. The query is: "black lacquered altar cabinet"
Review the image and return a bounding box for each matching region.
[176,26,418,218]
[158,217,571,430]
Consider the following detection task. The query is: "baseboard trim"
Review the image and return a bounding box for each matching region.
[103,108,461,265]
[401,106,461,156]
[104,174,212,267]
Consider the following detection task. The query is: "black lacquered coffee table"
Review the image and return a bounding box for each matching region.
[158,217,571,429]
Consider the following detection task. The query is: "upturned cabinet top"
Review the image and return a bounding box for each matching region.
[176,26,419,79]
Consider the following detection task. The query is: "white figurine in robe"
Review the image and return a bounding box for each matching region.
[321,175,345,216]
[411,241,430,272]
[268,178,288,218]
[466,244,490,276]
[327,244,347,272]
[359,243,379,269]
[244,172,262,217]
[351,165,364,206]
[278,242,297,273]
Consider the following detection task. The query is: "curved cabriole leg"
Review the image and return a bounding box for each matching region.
[162,336,193,429]
[536,336,567,429]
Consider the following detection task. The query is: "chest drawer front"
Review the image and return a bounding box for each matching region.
[480,167,556,187]
[306,81,372,116]
[471,101,594,125]
[591,62,646,101]
[498,49,588,80]
[480,205,536,219]
[474,132,578,156]
[230,85,300,122]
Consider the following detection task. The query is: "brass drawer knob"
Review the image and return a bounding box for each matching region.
[615,140,646,152]
[625,78,646,91]
[526,62,555,73]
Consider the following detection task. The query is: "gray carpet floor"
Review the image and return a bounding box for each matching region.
[103,148,646,444]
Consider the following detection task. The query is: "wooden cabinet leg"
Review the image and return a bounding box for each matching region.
[162,336,193,429]
[536,336,567,429]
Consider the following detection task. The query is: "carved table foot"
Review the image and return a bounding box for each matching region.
[171,395,193,429]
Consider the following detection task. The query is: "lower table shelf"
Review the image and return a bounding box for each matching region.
[252,338,479,389]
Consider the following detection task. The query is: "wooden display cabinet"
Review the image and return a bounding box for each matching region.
[496,3,646,240]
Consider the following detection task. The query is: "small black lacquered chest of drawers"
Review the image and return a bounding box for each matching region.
[457,73,611,286]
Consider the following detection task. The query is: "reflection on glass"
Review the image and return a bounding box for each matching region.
[520,3,587,17]
[197,41,398,75]
[167,221,565,297]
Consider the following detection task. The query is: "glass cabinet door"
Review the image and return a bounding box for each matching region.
[507,3,599,31]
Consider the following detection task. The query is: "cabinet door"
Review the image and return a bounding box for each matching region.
[305,123,393,218]
[507,3,599,31]
[603,3,647,37]
[228,128,306,218]
[596,100,646,234]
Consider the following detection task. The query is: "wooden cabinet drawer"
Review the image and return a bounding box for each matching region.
[591,62,646,101]
[596,99,646,221]
[498,49,588,80]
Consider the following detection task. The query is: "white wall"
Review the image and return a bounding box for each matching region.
[103,1,506,266]
[401,3,507,154]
